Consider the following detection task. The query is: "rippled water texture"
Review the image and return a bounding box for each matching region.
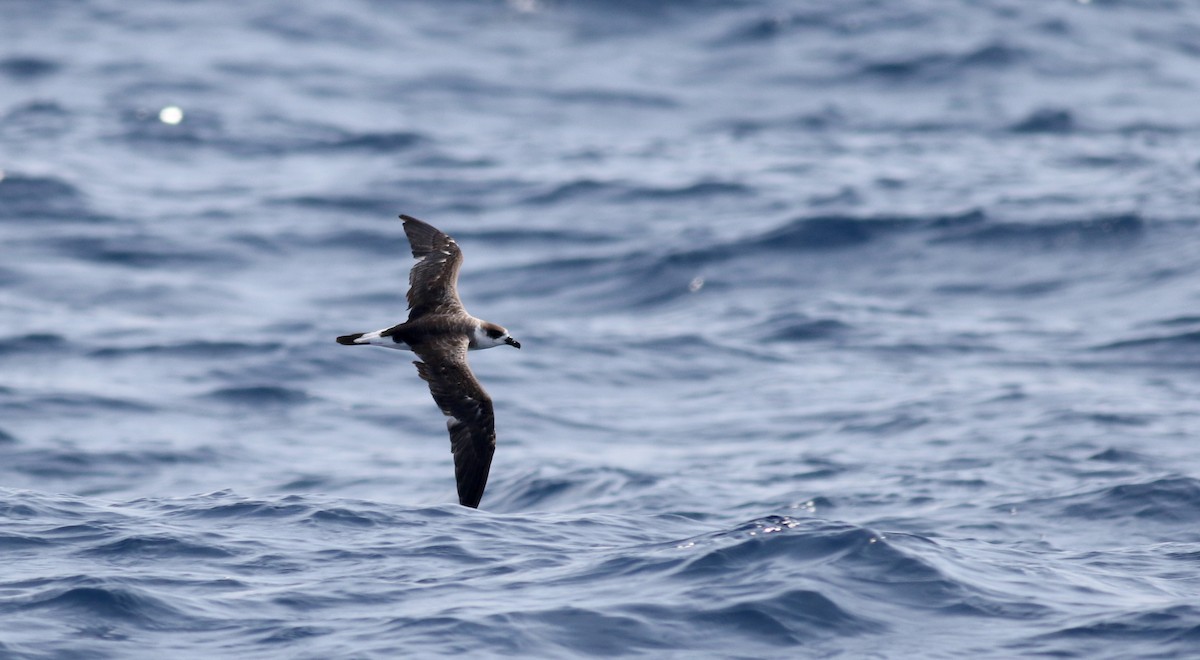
[3,1,1200,657]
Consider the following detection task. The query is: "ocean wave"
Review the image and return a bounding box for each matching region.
[1084,327,1200,368]
[666,516,1038,622]
[201,385,313,406]
[307,130,425,153]
[90,340,275,360]
[274,193,411,216]
[80,535,237,560]
[855,41,1025,82]
[21,581,207,631]
[1088,447,1150,462]
[0,173,99,222]
[475,208,1160,313]
[1093,330,1200,352]
[51,234,241,270]
[520,179,613,206]
[0,531,52,550]
[717,107,846,137]
[733,209,984,252]
[548,88,679,108]
[0,333,69,357]
[643,588,876,643]
[118,108,429,157]
[1004,477,1200,528]
[1147,315,1200,327]
[751,214,904,249]
[0,390,156,416]
[1061,151,1153,169]
[273,176,527,215]
[2,100,73,139]
[1028,604,1200,656]
[755,313,851,343]
[520,178,751,206]
[712,10,829,45]
[672,516,883,575]
[0,56,61,80]
[0,487,1158,656]
[934,279,1065,297]
[619,180,753,201]
[492,467,661,511]
[2,446,220,480]
[302,228,413,256]
[158,495,310,521]
[1009,107,1075,133]
[256,122,429,155]
[249,9,381,46]
[932,213,1144,247]
[1051,413,1153,430]
[0,264,20,287]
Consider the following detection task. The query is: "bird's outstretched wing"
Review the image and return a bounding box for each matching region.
[401,214,465,319]
[411,336,496,508]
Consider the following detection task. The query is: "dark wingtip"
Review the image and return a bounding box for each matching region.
[458,486,485,508]
[336,333,364,345]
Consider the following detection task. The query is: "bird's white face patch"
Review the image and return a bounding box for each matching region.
[353,328,411,351]
[471,325,510,350]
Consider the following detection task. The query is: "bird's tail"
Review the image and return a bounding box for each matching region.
[336,333,365,345]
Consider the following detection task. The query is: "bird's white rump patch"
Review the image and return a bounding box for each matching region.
[353,328,411,351]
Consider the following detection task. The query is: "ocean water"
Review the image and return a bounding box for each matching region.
[3,0,1200,657]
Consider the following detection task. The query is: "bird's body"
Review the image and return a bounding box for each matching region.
[337,215,520,509]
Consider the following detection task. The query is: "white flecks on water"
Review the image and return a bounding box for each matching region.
[158,105,184,125]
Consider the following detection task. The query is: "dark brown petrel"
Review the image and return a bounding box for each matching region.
[336,215,520,509]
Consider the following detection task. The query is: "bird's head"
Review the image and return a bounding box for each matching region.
[479,322,521,350]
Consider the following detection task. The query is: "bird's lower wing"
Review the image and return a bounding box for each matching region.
[411,338,496,508]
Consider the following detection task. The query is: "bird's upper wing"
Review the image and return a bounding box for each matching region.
[411,336,496,509]
[401,214,465,319]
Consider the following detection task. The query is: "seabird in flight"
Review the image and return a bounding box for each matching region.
[336,215,520,509]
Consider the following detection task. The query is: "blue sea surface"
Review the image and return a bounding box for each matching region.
[3,0,1200,657]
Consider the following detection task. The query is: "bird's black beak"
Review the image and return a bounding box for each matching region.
[506,337,521,349]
